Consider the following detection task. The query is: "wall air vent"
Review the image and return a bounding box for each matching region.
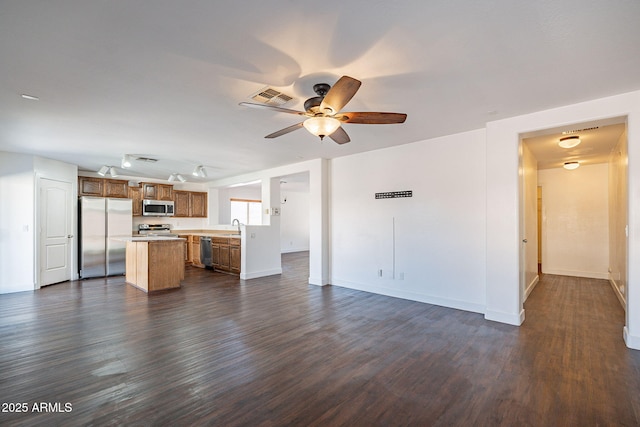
[250,87,294,106]
[562,127,599,135]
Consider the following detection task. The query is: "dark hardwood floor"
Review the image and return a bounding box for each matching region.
[2,256,640,426]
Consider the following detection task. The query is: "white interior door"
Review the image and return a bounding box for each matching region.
[40,178,72,286]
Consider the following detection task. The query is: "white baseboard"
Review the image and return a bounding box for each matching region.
[485,308,525,326]
[608,276,626,309]
[281,247,310,254]
[524,274,539,301]
[543,268,609,280]
[240,268,282,280]
[308,276,330,286]
[331,278,485,315]
[624,327,640,350]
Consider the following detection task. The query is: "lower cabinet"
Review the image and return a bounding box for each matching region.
[190,236,204,268]
[211,236,240,275]
[178,235,190,264]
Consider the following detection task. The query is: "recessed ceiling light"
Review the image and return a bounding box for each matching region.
[21,94,39,101]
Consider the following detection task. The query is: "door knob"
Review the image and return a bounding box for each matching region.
[522,239,528,243]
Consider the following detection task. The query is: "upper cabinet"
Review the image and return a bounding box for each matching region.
[78,177,103,197]
[104,179,128,198]
[174,190,207,218]
[142,183,173,201]
[79,177,129,198]
[79,177,206,218]
[128,186,143,216]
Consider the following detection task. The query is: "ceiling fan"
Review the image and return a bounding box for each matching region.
[239,76,407,144]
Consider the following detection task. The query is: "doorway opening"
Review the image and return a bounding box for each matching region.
[519,117,628,313]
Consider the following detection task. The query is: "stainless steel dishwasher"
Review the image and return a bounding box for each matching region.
[200,236,213,268]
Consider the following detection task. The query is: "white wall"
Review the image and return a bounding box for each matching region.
[609,130,628,306]
[331,129,487,313]
[0,152,35,293]
[521,143,539,299]
[1,153,77,293]
[280,189,309,253]
[538,164,609,279]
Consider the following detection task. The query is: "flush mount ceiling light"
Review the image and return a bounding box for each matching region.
[563,161,580,170]
[192,165,207,178]
[302,117,341,140]
[559,136,581,148]
[121,154,132,168]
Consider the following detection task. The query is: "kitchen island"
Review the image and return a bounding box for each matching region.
[124,236,186,292]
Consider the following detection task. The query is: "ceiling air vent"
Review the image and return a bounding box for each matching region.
[134,156,158,163]
[562,127,599,135]
[250,87,294,106]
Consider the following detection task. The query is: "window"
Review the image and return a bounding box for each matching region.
[230,198,262,225]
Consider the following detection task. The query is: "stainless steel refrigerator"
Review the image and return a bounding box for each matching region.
[79,196,133,278]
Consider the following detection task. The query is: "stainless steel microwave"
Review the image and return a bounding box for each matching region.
[142,199,175,216]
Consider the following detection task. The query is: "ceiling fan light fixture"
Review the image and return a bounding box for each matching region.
[97,165,109,176]
[303,116,341,140]
[559,136,581,149]
[563,161,580,170]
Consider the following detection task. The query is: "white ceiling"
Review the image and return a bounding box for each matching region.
[1,1,639,182]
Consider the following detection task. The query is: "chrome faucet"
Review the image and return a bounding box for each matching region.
[232,218,241,235]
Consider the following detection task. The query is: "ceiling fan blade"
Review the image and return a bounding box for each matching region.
[319,76,361,115]
[265,122,305,139]
[329,126,350,145]
[338,112,407,124]
[239,102,308,116]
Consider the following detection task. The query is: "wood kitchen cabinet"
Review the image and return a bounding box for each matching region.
[190,236,204,268]
[174,191,190,217]
[211,236,240,275]
[142,183,173,201]
[79,176,129,198]
[174,191,208,218]
[125,240,184,292]
[78,177,104,196]
[128,186,143,216]
[230,239,241,274]
[190,192,207,217]
[104,179,128,198]
[178,235,191,264]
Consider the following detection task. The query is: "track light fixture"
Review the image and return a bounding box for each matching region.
[97,165,119,177]
[97,165,109,176]
[169,173,187,182]
[192,165,207,178]
[121,154,132,168]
